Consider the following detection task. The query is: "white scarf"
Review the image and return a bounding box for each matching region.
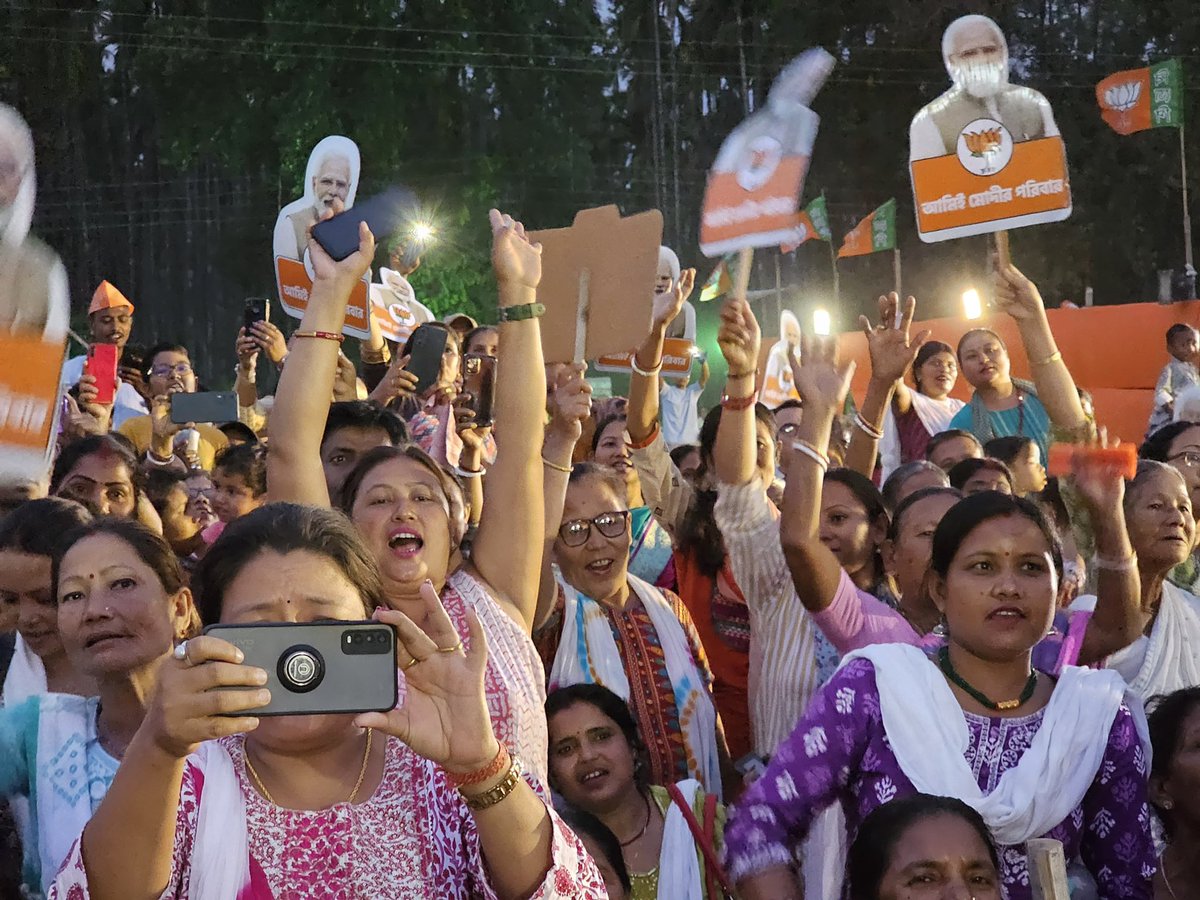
[548,574,722,795]
[845,643,1135,845]
[879,392,964,481]
[1128,580,1200,700]
[187,742,254,900]
[3,634,46,707]
[657,780,704,900]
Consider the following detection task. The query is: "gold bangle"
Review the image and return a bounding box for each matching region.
[460,756,523,810]
[541,456,573,474]
[361,345,391,366]
[1032,350,1063,367]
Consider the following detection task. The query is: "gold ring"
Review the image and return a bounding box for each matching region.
[436,641,464,654]
[402,655,425,670]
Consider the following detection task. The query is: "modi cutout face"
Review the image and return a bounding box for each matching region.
[0,132,24,210]
[311,154,351,214]
[946,17,1008,98]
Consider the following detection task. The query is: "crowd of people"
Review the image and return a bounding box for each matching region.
[6,115,1200,900]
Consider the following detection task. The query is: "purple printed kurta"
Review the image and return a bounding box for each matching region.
[723,658,1155,899]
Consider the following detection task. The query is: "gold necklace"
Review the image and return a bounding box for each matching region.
[244,729,374,807]
[1161,851,1179,900]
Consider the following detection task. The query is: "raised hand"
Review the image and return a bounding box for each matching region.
[453,399,493,454]
[1071,429,1126,518]
[355,582,498,774]
[790,333,856,416]
[144,636,267,758]
[651,268,696,332]
[546,363,593,443]
[717,296,761,377]
[489,209,542,293]
[332,352,360,403]
[368,353,420,406]
[858,292,931,386]
[249,321,288,366]
[306,199,376,291]
[993,258,1046,322]
[236,328,260,368]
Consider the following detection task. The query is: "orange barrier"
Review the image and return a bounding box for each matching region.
[763,299,1200,446]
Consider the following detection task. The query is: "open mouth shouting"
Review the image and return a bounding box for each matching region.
[387,527,425,559]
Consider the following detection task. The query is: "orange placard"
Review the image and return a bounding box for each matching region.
[275,257,371,339]
[594,339,694,376]
[700,155,811,255]
[0,332,63,479]
[911,135,1071,241]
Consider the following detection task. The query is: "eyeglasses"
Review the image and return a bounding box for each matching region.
[558,510,631,547]
[1170,451,1200,469]
[150,362,193,378]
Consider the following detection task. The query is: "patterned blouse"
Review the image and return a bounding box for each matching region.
[723,659,1155,900]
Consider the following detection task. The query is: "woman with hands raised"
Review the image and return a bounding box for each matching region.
[50,503,604,900]
[266,205,554,788]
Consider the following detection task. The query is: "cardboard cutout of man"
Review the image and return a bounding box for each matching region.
[658,246,696,342]
[910,15,1059,161]
[369,234,435,345]
[272,136,362,265]
[762,310,802,409]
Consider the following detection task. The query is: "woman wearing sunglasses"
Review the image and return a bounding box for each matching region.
[534,462,726,797]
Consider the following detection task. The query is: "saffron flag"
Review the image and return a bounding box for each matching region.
[837,199,896,259]
[780,195,832,252]
[699,256,734,302]
[1097,59,1183,135]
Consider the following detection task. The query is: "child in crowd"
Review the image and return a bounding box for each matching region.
[205,443,267,541]
[983,435,1046,496]
[1148,323,1200,437]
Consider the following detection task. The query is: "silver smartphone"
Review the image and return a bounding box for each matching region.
[203,621,398,716]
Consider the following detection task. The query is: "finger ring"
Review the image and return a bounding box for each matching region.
[173,641,190,664]
[402,655,426,670]
[436,640,464,654]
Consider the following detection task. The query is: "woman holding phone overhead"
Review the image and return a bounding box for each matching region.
[49,503,604,899]
[268,204,555,787]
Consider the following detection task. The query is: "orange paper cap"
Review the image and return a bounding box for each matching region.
[88,280,134,315]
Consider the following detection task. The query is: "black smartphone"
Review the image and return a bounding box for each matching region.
[243,297,268,332]
[461,354,496,428]
[311,186,419,262]
[406,326,448,395]
[203,621,397,717]
[169,391,238,425]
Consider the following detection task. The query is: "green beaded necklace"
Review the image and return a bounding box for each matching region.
[937,647,1037,712]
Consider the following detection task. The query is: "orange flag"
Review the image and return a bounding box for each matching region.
[1096,60,1182,135]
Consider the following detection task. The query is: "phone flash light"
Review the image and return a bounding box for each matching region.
[962,289,983,320]
[412,222,436,243]
[813,309,832,336]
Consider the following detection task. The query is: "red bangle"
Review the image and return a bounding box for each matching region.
[447,743,510,787]
[626,422,660,451]
[721,390,758,411]
[292,330,345,344]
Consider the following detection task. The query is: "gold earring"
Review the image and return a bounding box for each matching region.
[1163,798,1175,810]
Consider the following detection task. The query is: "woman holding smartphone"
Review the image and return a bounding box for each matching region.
[268,205,556,788]
[49,503,604,899]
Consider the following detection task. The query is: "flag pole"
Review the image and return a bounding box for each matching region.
[893,246,902,298]
[1181,123,1195,298]
[828,237,840,306]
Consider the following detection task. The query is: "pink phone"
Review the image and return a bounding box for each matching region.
[84,344,119,406]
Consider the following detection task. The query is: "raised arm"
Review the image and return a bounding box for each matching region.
[843,294,929,478]
[994,261,1088,437]
[779,335,856,613]
[627,269,695,443]
[712,295,762,487]
[266,212,375,507]
[469,210,548,633]
[536,366,592,629]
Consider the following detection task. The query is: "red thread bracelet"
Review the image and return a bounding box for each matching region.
[721,390,758,411]
[447,743,510,787]
[293,330,345,344]
[626,422,660,451]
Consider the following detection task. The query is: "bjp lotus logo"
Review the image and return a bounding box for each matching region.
[955,117,1014,176]
[963,128,1003,157]
[1104,81,1141,112]
[735,135,783,192]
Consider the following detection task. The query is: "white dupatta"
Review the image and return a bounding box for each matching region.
[187,742,257,900]
[657,779,704,900]
[1124,580,1200,701]
[548,574,722,795]
[879,391,964,481]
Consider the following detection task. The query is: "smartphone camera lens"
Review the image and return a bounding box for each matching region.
[278,646,324,694]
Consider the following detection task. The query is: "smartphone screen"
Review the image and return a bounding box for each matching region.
[169,391,238,425]
[84,344,119,406]
[310,186,418,262]
[203,621,397,716]
[406,327,448,395]
[243,298,268,332]
[461,354,496,428]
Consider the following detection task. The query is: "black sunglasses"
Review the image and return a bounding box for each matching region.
[558,510,631,547]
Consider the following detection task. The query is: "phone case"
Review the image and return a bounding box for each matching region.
[169,391,239,425]
[462,354,496,427]
[407,327,448,394]
[311,186,418,262]
[203,621,398,716]
[84,344,119,406]
[244,298,268,332]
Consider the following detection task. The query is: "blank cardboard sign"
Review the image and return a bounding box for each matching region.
[530,206,664,364]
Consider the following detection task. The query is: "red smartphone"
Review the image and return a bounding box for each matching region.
[84,344,120,406]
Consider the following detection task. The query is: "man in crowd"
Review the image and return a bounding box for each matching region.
[660,351,709,448]
[320,400,408,505]
[117,342,228,470]
[59,281,148,428]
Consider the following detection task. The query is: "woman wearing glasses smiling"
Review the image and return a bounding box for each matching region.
[535,462,727,797]
[116,342,230,471]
